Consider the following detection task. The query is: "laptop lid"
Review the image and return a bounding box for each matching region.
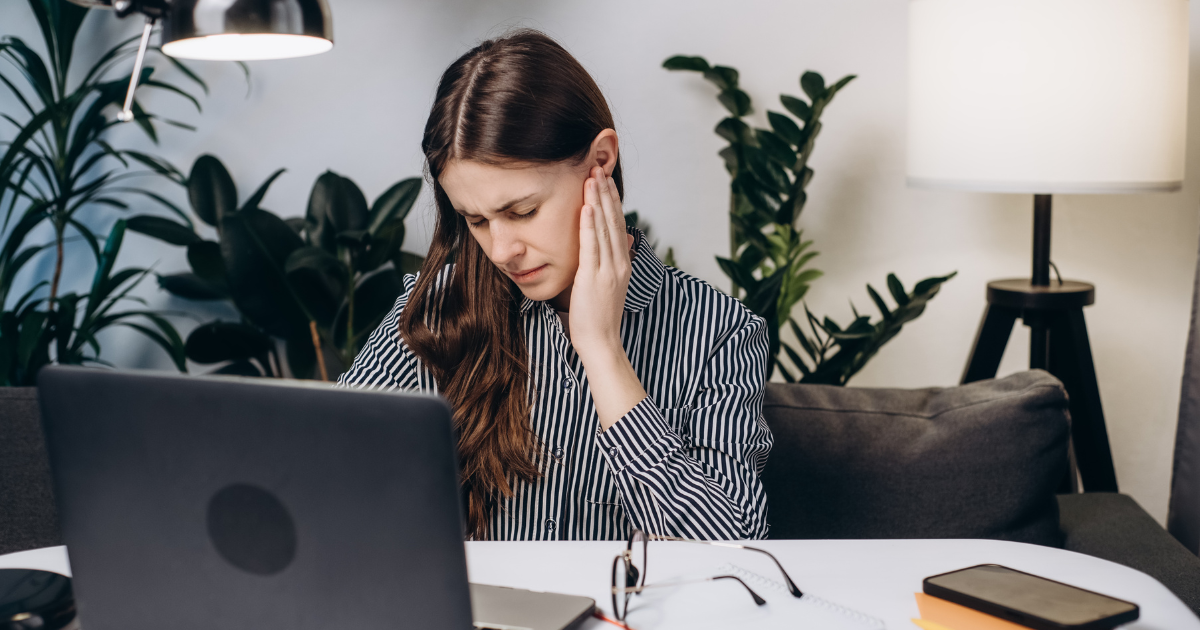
[38,366,473,630]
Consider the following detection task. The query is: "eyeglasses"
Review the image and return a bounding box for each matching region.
[609,529,804,621]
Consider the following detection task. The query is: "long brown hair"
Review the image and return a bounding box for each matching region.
[399,30,624,538]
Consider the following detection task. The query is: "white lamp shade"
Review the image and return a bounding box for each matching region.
[907,0,1189,194]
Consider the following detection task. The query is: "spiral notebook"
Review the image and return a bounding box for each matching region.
[621,562,885,630]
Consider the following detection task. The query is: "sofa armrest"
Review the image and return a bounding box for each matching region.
[1058,493,1200,615]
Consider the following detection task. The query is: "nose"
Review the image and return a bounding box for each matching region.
[488,220,525,266]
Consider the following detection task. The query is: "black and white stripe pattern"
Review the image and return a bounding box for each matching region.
[338,228,772,541]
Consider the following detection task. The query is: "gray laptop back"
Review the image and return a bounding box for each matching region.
[38,366,473,630]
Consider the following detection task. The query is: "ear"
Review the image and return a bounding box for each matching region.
[588,129,619,177]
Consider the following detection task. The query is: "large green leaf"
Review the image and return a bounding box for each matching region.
[779,95,811,122]
[220,208,308,337]
[827,74,857,97]
[185,321,273,364]
[242,168,286,211]
[800,71,826,101]
[717,89,752,117]
[28,0,87,91]
[332,269,404,351]
[285,246,348,329]
[187,240,227,285]
[126,215,201,246]
[886,274,910,306]
[662,55,710,72]
[715,118,754,145]
[767,112,803,146]
[188,154,237,228]
[362,220,405,272]
[157,272,227,300]
[703,66,739,91]
[3,37,54,107]
[716,256,757,292]
[368,178,421,234]
[755,129,797,169]
[307,171,369,253]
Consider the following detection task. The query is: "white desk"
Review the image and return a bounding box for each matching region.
[2,540,1196,629]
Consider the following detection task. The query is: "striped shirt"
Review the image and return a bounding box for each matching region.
[338,228,772,541]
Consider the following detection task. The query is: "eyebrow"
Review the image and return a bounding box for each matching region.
[454,193,536,217]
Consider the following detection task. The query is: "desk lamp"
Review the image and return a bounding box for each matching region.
[906,0,1188,491]
[67,0,333,121]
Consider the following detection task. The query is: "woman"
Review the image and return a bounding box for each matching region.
[339,30,772,541]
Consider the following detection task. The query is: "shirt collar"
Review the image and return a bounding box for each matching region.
[518,226,666,314]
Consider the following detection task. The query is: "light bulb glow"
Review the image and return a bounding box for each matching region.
[162,34,332,61]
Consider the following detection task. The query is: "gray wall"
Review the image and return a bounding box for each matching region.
[3,0,1199,524]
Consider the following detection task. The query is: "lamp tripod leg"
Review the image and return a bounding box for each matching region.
[961,305,1019,384]
[1048,309,1118,492]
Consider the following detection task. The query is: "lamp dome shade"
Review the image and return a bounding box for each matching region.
[907,0,1188,194]
[161,0,333,61]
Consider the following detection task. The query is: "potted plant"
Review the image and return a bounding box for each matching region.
[664,56,955,384]
[129,155,425,380]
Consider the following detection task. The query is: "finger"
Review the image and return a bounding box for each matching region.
[593,171,621,260]
[579,203,599,271]
[590,182,612,269]
[599,174,627,257]
[582,176,608,267]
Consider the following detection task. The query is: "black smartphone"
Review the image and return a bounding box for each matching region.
[923,564,1139,630]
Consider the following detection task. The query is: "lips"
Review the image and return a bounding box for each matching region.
[509,264,547,283]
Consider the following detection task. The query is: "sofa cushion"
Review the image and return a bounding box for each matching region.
[1058,493,1200,614]
[761,370,1069,546]
[0,387,61,555]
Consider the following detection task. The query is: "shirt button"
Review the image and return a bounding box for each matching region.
[608,446,619,457]
[561,377,574,390]
[545,518,557,533]
[553,446,565,460]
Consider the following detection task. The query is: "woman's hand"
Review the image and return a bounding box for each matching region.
[571,166,646,431]
[570,166,632,355]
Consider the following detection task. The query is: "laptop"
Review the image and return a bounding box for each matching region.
[36,366,594,630]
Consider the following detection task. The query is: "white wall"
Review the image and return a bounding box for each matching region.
[3,0,1199,525]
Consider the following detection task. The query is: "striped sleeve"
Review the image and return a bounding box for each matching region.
[596,314,772,540]
[337,273,422,391]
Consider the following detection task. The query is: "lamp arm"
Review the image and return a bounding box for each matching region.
[116,16,156,123]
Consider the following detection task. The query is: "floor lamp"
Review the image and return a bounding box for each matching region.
[906,0,1188,492]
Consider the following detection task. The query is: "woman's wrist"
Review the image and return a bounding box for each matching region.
[578,340,647,431]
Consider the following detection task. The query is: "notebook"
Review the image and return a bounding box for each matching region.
[621,562,885,630]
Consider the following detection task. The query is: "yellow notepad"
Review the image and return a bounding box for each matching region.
[915,592,1031,630]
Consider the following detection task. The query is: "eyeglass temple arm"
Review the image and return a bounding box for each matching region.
[712,575,767,606]
[738,546,804,598]
[683,540,805,598]
[619,576,767,607]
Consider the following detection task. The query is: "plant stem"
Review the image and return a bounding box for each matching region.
[309,320,329,381]
[49,222,64,310]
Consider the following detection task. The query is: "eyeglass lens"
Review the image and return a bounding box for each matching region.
[611,529,648,619]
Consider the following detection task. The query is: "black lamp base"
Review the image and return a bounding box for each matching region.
[961,195,1118,494]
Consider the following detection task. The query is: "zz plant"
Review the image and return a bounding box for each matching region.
[129,155,424,380]
[664,55,954,385]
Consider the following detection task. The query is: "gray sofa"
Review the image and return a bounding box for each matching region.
[3,372,1198,613]
[761,370,1200,613]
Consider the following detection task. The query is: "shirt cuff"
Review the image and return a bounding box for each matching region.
[598,397,685,473]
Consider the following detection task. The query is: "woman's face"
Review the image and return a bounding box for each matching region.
[438,158,592,306]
